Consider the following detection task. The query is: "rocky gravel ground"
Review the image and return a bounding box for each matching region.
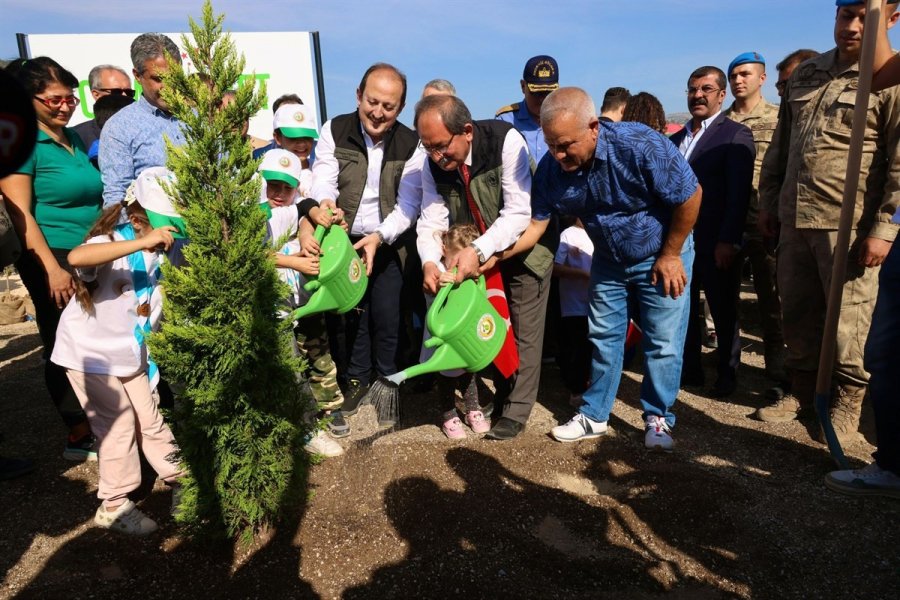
[1,287,899,599]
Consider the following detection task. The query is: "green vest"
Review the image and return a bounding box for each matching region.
[329,112,418,243]
[428,120,557,278]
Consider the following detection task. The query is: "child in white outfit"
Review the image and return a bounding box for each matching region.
[51,182,182,536]
[554,218,594,406]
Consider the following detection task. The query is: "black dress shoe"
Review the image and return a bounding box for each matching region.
[484,417,524,440]
[710,376,737,398]
[341,379,370,416]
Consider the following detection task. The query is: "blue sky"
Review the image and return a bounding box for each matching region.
[0,0,889,126]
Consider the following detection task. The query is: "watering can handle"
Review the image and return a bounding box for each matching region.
[311,208,335,245]
[424,336,444,349]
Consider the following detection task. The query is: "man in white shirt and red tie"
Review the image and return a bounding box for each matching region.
[413,94,557,440]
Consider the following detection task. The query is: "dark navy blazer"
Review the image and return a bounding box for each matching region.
[670,113,755,256]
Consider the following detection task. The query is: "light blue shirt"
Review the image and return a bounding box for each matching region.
[496,100,547,162]
[99,96,186,207]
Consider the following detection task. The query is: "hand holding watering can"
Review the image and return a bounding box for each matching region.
[290,207,367,321]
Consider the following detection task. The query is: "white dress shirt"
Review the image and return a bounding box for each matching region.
[310,119,422,240]
[416,128,532,267]
[678,111,720,161]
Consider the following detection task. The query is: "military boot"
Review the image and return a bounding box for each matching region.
[823,383,866,446]
[756,370,816,423]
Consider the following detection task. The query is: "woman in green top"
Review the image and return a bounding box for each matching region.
[0,57,103,461]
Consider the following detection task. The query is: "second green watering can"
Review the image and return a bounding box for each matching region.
[291,223,368,320]
[386,275,506,385]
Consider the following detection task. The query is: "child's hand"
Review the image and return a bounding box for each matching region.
[439,270,457,286]
[284,253,319,276]
[308,206,333,228]
[142,226,177,252]
[299,231,321,256]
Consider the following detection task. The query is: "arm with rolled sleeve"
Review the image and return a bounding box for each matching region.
[99,116,134,207]
[471,129,532,258]
[309,120,339,204]
[376,148,426,244]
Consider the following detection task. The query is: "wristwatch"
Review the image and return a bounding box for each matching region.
[375,230,385,247]
[470,243,487,265]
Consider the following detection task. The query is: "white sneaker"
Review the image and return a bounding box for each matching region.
[825,463,900,499]
[303,430,344,458]
[94,499,158,536]
[551,413,608,442]
[644,415,674,452]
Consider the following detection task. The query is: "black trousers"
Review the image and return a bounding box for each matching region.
[683,251,742,382]
[558,315,591,395]
[15,248,88,429]
[344,241,404,385]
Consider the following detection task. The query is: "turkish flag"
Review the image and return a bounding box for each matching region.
[485,266,518,378]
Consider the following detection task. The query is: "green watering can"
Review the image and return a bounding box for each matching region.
[290,223,368,320]
[385,275,507,385]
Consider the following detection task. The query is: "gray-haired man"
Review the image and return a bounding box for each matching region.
[72,64,132,151]
[99,33,185,207]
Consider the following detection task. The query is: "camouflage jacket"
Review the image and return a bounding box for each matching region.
[725,97,779,230]
[758,48,900,241]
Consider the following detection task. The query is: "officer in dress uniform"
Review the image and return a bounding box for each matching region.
[495,55,559,163]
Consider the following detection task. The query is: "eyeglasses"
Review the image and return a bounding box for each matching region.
[95,87,134,97]
[33,95,80,109]
[686,85,723,96]
[421,134,456,158]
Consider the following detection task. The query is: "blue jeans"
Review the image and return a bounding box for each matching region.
[580,238,694,428]
[864,242,900,474]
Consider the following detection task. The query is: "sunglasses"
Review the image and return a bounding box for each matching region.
[95,87,135,97]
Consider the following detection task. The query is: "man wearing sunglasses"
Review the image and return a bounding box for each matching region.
[72,64,132,152]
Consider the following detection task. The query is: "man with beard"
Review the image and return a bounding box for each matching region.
[670,66,755,398]
[756,0,900,445]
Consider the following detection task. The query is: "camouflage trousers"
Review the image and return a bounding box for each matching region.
[777,225,879,387]
[294,314,344,410]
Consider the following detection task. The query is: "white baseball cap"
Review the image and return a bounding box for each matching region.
[258,149,303,189]
[273,104,319,139]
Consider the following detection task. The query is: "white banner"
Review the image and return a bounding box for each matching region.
[23,32,321,142]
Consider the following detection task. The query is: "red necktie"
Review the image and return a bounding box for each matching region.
[458,164,519,377]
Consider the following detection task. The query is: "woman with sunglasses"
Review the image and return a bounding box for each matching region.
[0,57,103,461]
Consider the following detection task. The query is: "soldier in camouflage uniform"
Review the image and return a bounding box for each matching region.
[756,0,900,445]
[723,52,786,385]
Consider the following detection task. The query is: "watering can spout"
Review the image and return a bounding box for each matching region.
[291,288,336,321]
[398,345,467,382]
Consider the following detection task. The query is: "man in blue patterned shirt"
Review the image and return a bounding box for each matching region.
[501,87,701,452]
[99,33,186,208]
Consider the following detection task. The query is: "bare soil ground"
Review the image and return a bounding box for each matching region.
[1,283,898,599]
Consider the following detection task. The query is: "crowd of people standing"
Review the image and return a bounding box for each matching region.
[1,0,898,537]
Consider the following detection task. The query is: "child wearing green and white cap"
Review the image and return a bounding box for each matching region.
[271,104,319,197]
[258,153,349,456]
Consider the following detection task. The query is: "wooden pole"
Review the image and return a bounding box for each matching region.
[816,0,882,469]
